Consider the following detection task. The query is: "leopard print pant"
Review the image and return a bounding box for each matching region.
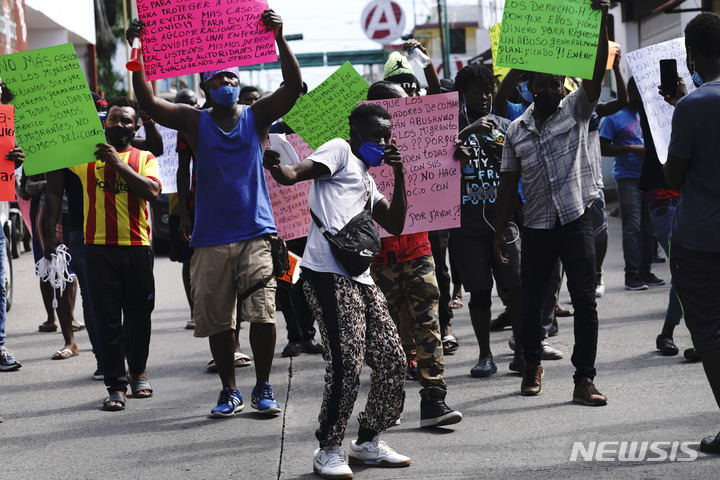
[302,269,406,447]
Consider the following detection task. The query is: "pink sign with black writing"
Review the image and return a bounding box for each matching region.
[137,0,277,81]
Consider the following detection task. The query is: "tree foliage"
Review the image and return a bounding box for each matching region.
[95,0,128,97]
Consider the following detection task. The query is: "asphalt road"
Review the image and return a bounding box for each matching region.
[1,209,718,479]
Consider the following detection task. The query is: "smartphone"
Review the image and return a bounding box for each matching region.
[660,59,677,97]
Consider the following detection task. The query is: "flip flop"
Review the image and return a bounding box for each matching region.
[235,352,252,368]
[103,392,126,411]
[128,375,153,398]
[38,323,58,333]
[52,348,79,360]
[449,295,464,309]
[72,323,85,332]
[442,335,459,355]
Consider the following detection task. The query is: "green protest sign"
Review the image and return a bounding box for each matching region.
[495,0,602,79]
[283,62,369,150]
[489,23,510,82]
[0,43,105,175]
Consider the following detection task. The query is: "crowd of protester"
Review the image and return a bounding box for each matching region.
[2,2,720,477]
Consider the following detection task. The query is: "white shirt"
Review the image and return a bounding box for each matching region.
[300,138,385,284]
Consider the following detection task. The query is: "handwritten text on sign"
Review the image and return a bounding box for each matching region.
[0,43,105,175]
[284,62,369,151]
[137,123,180,193]
[489,23,510,82]
[626,38,695,165]
[265,134,313,241]
[363,92,462,236]
[495,0,601,79]
[0,105,15,200]
[137,0,277,81]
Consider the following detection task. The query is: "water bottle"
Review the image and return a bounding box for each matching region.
[407,47,431,68]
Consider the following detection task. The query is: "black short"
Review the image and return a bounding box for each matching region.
[450,226,521,292]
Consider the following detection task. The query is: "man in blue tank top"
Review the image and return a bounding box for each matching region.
[127,9,303,418]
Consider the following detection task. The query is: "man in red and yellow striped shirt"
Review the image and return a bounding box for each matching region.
[57,97,161,411]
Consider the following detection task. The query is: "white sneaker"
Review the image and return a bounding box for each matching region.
[596,274,605,298]
[313,446,353,479]
[348,436,411,467]
[541,342,564,360]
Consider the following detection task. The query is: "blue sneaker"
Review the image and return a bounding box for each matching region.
[251,382,281,415]
[210,387,244,418]
[0,348,21,372]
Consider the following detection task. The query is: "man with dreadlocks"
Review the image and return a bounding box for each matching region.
[663,11,720,453]
[450,63,524,378]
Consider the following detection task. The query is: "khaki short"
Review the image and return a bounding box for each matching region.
[191,236,276,338]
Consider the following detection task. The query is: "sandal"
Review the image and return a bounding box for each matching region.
[128,375,153,398]
[555,303,573,317]
[51,348,79,360]
[103,392,126,411]
[235,352,252,368]
[449,295,464,309]
[442,335,459,355]
[38,322,58,333]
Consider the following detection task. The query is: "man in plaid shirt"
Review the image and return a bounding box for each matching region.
[493,0,611,406]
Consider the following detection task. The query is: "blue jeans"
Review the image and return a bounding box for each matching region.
[648,199,683,326]
[616,178,655,275]
[0,230,6,347]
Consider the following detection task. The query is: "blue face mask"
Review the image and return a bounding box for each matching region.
[209,84,240,106]
[518,81,534,103]
[692,70,704,87]
[355,131,385,167]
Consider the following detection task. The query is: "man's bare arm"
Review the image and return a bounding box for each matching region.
[583,1,611,103]
[126,20,199,135]
[43,170,66,259]
[251,10,302,131]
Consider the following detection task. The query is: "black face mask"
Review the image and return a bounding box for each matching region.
[533,90,564,117]
[105,125,135,149]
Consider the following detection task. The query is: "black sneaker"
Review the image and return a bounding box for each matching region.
[406,358,418,381]
[625,275,649,291]
[656,335,679,356]
[420,387,463,428]
[638,272,666,287]
[490,310,511,331]
[301,339,324,354]
[684,347,702,362]
[282,341,302,358]
[700,432,720,453]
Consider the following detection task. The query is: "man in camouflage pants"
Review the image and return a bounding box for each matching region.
[371,234,463,428]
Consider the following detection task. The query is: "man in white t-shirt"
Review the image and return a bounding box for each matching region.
[263,103,410,479]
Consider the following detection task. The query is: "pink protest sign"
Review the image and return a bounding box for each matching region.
[363,92,462,237]
[265,134,313,241]
[137,0,277,81]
